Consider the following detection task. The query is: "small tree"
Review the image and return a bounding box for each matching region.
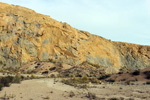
[91,77,98,84]
[82,75,88,83]
[13,74,21,83]
[31,74,35,79]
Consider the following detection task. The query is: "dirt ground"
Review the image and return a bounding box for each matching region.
[0,78,150,100]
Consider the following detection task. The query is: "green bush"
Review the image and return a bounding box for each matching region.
[91,77,99,84]
[0,76,14,87]
[81,75,89,83]
[50,74,56,78]
[126,81,131,85]
[0,83,3,91]
[0,75,23,91]
[62,76,89,88]
[13,75,21,83]
[31,74,35,79]
[0,61,3,65]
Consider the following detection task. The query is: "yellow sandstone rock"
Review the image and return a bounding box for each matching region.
[0,2,150,73]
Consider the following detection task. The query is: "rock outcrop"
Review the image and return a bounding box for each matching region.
[0,2,150,73]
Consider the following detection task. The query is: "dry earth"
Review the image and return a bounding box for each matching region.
[0,78,150,100]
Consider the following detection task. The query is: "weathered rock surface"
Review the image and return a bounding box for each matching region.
[0,2,150,73]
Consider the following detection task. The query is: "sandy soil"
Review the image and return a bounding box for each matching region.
[0,78,150,100]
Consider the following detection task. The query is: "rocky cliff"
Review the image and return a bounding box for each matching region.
[0,2,150,73]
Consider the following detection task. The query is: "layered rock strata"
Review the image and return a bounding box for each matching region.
[0,2,150,73]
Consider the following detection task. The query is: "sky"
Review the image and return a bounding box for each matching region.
[0,0,150,45]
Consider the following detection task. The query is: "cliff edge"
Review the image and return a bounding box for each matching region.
[0,2,150,73]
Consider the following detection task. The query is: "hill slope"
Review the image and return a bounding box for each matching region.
[0,2,150,73]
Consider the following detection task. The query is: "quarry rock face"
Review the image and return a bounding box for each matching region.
[0,2,150,73]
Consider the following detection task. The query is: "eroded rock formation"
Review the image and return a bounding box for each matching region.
[0,2,150,73]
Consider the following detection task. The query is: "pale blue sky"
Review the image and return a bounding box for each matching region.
[0,0,150,45]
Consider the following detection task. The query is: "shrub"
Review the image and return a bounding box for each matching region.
[0,83,3,91]
[81,75,88,83]
[0,61,3,65]
[26,70,33,74]
[78,84,88,89]
[57,74,63,78]
[61,76,89,88]
[126,81,131,85]
[91,77,99,84]
[13,75,21,83]
[0,76,14,86]
[0,75,23,91]
[72,75,76,80]
[31,74,35,79]
[50,74,56,78]
[21,75,25,80]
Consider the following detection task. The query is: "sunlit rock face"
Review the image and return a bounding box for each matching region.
[0,2,150,73]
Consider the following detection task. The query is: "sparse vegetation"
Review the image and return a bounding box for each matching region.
[61,74,103,88]
[13,74,21,83]
[0,61,3,65]
[50,74,57,78]
[91,76,99,84]
[125,81,131,85]
[81,75,89,83]
[31,74,35,79]
[26,70,33,74]
[0,67,20,74]
[0,74,26,91]
[0,84,3,91]
[0,75,23,91]
[0,76,14,87]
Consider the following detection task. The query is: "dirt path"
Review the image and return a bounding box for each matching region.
[0,78,88,100]
[0,79,150,100]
